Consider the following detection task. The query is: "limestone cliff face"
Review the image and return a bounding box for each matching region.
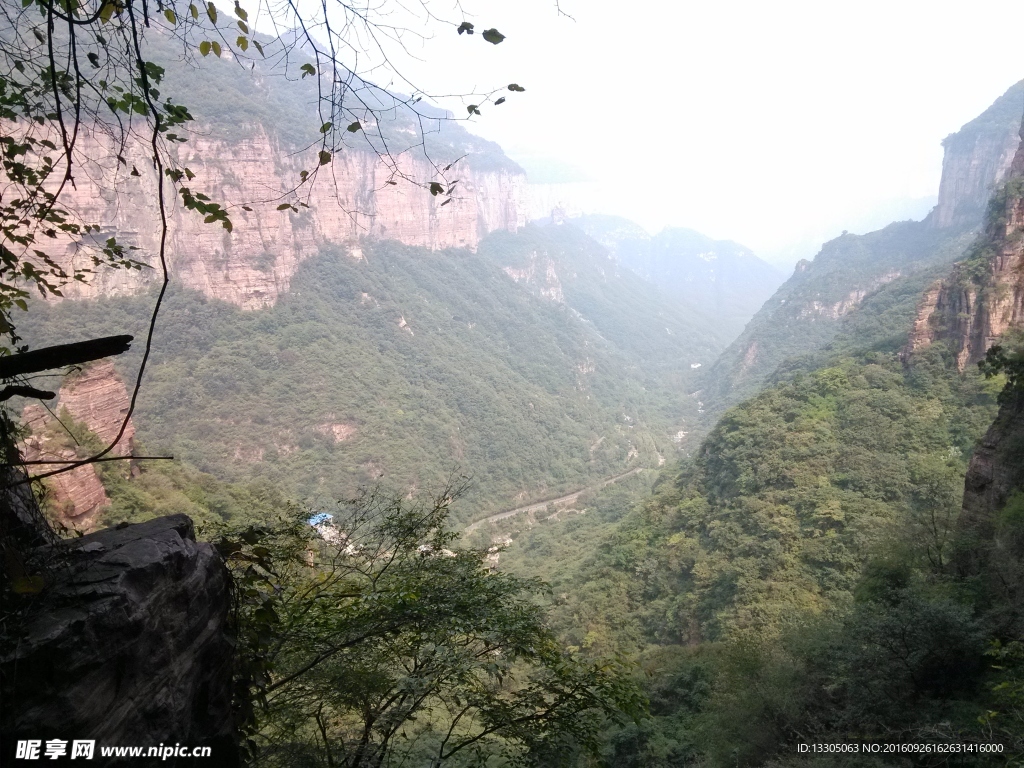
[904,118,1024,369]
[17,361,136,530]
[929,80,1024,230]
[19,404,110,532]
[56,128,526,309]
[56,360,136,455]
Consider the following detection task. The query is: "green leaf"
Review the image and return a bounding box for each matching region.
[189,3,199,19]
[429,182,444,196]
[346,121,362,133]
[98,1,118,23]
[318,150,331,166]
[440,198,452,207]
[300,63,316,78]
[457,21,474,35]
[482,28,505,44]
[206,1,217,23]
[276,203,292,211]
[234,2,248,20]
[494,96,505,105]
[211,41,222,57]
[252,39,264,56]
[507,83,525,92]
[467,105,481,116]
[237,19,248,33]
[319,122,333,133]
[163,8,177,23]
[237,35,248,51]
[199,40,212,56]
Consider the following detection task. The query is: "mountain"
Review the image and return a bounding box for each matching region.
[904,118,1024,369]
[495,111,1024,768]
[574,216,784,341]
[702,79,1024,414]
[44,24,527,311]
[19,218,725,528]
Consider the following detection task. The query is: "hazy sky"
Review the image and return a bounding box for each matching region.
[386,0,1023,267]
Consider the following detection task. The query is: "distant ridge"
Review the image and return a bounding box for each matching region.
[573,216,783,342]
[702,79,1024,414]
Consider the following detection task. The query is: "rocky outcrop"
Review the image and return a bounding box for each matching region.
[0,514,237,762]
[19,405,110,531]
[53,128,526,310]
[929,79,1024,229]
[901,281,944,359]
[797,271,902,320]
[56,360,136,455]
[904,116,1024,369]
[502,250,564,303]
[16,362,136,531]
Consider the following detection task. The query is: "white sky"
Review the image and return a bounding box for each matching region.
[376,0,1024,267]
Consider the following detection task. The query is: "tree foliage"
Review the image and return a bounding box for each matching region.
[216,485,644,767]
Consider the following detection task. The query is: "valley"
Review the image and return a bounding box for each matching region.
[2,6,1023,765]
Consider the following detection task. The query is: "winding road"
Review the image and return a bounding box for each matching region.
[464,467,646,533]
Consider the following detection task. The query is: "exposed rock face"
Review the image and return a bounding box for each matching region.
[703,93,1023,414]
[0,515,237,762]
[797,271,902,320]
[16,362,136,531]
[57,360,136,455]
[54,129,526,309]
[902,281,944,359]
[502,250,565,303]
[904,118,1024,369]
[19,405,110,531]
[929,79,1024,229]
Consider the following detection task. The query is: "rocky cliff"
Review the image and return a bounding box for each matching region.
[55,128,526,310]
[18,361,136,531]
[929,79,1024,229]
[904,116,1024,369]
[704,84,1024,414]
[0,514,237,764]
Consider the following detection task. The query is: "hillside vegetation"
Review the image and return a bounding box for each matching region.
[495,158,1024,766]
[20,225,723,524]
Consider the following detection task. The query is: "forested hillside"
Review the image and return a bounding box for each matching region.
[496,116,1024,766]
[19,223,723,525]
[6,0,1024,763]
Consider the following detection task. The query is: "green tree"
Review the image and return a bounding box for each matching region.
[219,485,644,767]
